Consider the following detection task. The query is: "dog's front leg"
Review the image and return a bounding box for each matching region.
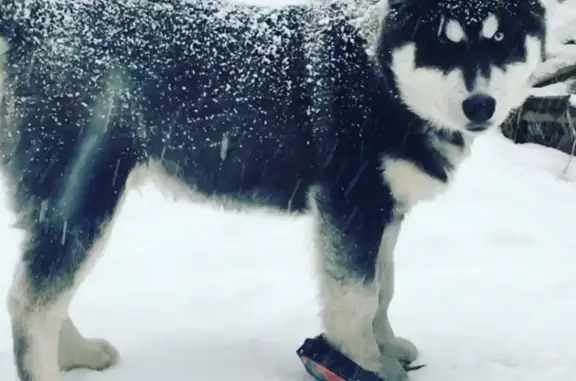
[372,218,419,366]
[311,185,417,381]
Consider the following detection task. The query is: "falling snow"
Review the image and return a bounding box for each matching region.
[0,0,576,380]
[386,0,543,26]
[0,0,374,173]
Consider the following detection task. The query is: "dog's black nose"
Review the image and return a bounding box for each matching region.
[462,94,496,123]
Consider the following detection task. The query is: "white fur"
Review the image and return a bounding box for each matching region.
[128,160,303,215]
[308,188,382,373]
[391,36,543,132]
[316,237,413,381]
[381,159,448,207]
[445,19,467,43]
[127,161,202,202]
[380,130,472,208]
[0,36,9,55]
[0,37,8,105]
[312,193,418,381]
[7,193,126,381]
[481,14,500,39]
[373,221,418,362]
[5,158,232,381]
[58,318,119,371]
[319,276,383,372]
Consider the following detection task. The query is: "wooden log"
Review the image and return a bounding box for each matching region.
[501,41,576,155]
[533,63,576,88]
[502,94,576,155]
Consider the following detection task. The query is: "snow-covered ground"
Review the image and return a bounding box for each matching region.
[4,133,575,381]
[2,1,576,381]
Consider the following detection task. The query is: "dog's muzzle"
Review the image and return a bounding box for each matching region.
[462,94,496,131]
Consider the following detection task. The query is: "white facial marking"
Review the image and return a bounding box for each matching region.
[445,19,466,43]
[391,34,543,132]
[482,13,500,39]
[481,36,543,112]
[391,43,466,130]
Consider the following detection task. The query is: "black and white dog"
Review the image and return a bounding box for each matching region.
[0,0,546,380]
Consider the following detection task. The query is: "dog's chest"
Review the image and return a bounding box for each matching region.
[380,132,471,208]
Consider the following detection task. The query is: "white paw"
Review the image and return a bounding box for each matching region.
[353,352,410,381]
[60,338,119,371]
[392,336,419,363]
[377,356,410,381]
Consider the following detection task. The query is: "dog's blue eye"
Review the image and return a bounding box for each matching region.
[493,32,505,42]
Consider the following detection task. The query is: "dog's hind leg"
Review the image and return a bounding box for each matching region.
[7,126,138,381]
[311,183,417,381]
[58,317,119,371]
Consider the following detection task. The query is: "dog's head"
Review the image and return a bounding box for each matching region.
[378,0,547,134]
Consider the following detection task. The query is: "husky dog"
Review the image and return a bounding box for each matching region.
[0,0,545,380]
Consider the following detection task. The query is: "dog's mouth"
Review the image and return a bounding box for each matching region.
[465,123,492,133]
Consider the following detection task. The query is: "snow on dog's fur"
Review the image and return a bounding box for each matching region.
[0,0,546,380]
[332,0,576,85]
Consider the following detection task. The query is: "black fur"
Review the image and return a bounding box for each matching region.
[0,0,415,289]
[0,0,546,380]
[0,0,539,306]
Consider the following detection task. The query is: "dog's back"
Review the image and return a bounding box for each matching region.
[0,0,332,211]
[0,0,376,213]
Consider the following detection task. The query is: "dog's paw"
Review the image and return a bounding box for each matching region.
[392,336,419,363]
[60,338,119,371]
[376,356,410,381]
[353,352,409,381]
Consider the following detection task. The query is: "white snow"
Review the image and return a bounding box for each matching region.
[4,132,576,381]
[531,82,572,97]
[2,1,576,381]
